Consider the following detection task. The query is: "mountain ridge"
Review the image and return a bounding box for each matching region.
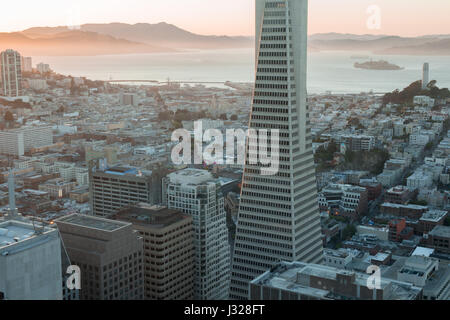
[2,23,450,56]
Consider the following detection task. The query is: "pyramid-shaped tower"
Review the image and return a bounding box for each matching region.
[230,0,324,300]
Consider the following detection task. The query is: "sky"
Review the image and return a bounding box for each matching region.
[1,0,450,37]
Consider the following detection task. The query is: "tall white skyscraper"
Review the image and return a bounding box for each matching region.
[165,169,231,300]
[422,63,430,90]
[230,0,324,300]
[0,49,22,97]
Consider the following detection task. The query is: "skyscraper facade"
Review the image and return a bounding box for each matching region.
[165,169,231,300]
[89,165,163,218]
[55,214,145,300]
[0,49,22,97]
[230,0,324,300]
[112,204,195,300]
[0,220,63,300]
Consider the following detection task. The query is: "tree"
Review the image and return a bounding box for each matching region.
[172,120,183,129]
[4,110,14,122]
[342,224,357,240]
[158,110,174,121]
[219,113,228,120]
[230,114,238,121]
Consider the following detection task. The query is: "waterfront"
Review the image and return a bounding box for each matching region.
[33,49,450,94]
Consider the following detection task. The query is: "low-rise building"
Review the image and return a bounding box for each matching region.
[249,261,422,300]
[318,183,368,219]
[426,225,450,254]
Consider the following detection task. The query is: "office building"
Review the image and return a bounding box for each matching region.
[0,49,22,97]
[230,0,324,299]
[339,134,376,152]
[0,126,53,156]
[55,214,144,300]
[90,165,163,218]
[318,183,368,219]
[0,219,63,300]
[249,261,423,300]
[113,204,195,300]
[426,225,450,254]
[385,186,413,204]
[165,169,231,300]
[383,255,450,300]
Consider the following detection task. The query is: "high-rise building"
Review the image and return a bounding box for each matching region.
[164,169,231,300]
[0,49,22,97]
[89,165,163,218]
[55,214,145,300]
[0,219,63,300]
[230,0,324,300]
[422,63,430,90]
[21,57,32,73]
[36,62,51,74]
[0,126,53,156]
[112,204,195,300]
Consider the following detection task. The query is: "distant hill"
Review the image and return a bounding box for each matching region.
[308,33,450,55]
[22,22,254,50]
[376,39,450,55]
[0,30,171,56]
[5,25,450,56]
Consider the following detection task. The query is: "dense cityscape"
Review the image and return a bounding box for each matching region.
[1,0,450,304]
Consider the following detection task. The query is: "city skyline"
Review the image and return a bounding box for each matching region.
[1,0,450,37]
[1,0,450,305]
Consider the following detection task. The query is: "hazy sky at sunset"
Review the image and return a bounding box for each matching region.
[1,0,450,36]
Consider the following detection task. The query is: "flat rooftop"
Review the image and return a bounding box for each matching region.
[252,261,422,300]
[113,204,190,229]
[381,203,428,210]
[324,249,349,259]
[168,168,213,185]
[0,222,36,248]
[0,219,57,253]
[56,214,129,232]
[429,225,450,238]
[412,247,435,257]
[420,210,447,222]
